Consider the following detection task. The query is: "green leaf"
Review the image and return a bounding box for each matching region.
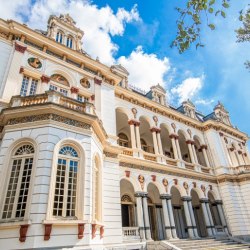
[209,0,215,6]
[208,7,214,13]
[208,24,215,30]
[221,11,226,18]
[222,2,230,8]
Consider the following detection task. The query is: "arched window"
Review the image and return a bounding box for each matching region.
[53,146,79,218]
[56,31,63,43]
[92,156,102,222]
[66,36,73,49]
[2,144,35,219]
[118,133,129,148]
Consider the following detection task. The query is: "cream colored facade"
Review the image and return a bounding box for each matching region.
[0,14,249,250]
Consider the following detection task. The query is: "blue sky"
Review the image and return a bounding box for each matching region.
[0,0,249,139]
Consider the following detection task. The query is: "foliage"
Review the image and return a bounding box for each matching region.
[171,0,230,53]
[236,6,250,70]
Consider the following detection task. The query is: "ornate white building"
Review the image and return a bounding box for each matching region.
[0,14,249,250]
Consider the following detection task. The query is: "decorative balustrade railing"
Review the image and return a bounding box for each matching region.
[122,227,140,240]
[10,91,95,115]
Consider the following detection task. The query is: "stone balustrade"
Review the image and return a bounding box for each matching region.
[122,227,140,241]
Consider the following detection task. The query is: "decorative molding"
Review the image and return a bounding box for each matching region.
[94,77,102,85]
[134,192,148,198]
[151,175,156,182]
[91,95,95,101]
[100,226,104,239]
[41,75,50,83]
[160,194,172,200]
[125,170,130,178]
[104,151,118,158]
[169,133,178,140]
[200,144,208,150]
[7,113,91,130]
[138,175,145,190]
[15,42,27,53]
[219,132,224,137]
[19,224,29,242]
[150,127,161,133]
[78,223,85,239]
[44,224,52,240]
[70,86,79,94]
[128,119,140,126]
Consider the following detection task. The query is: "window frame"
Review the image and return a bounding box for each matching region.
[0,142,36,223]
[20,75,39,96]
[46,142,85,222]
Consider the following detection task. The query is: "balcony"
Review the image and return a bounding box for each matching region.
[10,91,95,115]
[122,227,140,242]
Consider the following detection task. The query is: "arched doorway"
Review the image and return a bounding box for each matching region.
[116,109,131,148]
[191,189,207,237]
[139,116,154,153]
[178,131,191,163]
[120,179,137,228]
[160,124,174,158]
[147,183,165,241]
[208,191,222,229]
[171,186,188,239]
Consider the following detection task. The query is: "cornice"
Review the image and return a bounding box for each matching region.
[119,154,217,183]
[217,173,250,183]
[0,19,122,85]
[115,86,248,140]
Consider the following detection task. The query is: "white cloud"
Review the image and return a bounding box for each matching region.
[118,46,170,91]
[6,0,140,65]
[195,98,215,106]
[171,75,204,104]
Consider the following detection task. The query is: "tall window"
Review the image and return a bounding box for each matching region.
[56,31,63,44]
[92,157,101,222]
[20,76,38,96]
[53,146,79,218]
[2,144,35,219]
[66,36,73,48]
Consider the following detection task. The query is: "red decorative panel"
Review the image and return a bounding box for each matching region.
[19,67,24,74]
[92,224,97,239]
[44,224,52,241]
[125,170,130,178]
[100,226,104,239]
[94,77,102,85]
[15,42,27,53]
[19,224,29,242]
[151,175,156,182]
[70,86,79,94]
[41,75,50,83]
[192,182,197,188]
[200,144,208,150]
[78,223,85,239]
[174,179,178,185]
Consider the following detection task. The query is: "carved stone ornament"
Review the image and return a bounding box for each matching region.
[187,128,192,137]
[92,224,97,239]
[15,42,27,53]
[80,77,91,88]
[138,175,145,190]
[44,224,52,240]
[19,224,29,242]
[162,178,168,191]
[125,170,130,178]
[201,185,206,193]
[171,123,176,132]
[78,223,85,239]
[131,108,137,118]
[153,116,158,126]
[183,182,189,194]
[151,175,156,182]
[28,57,42,69]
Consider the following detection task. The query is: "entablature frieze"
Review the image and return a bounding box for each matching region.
[115,86,248,141]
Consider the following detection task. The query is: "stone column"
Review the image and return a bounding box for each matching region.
[175,136,182,160]
[134,121,142,157]
[200,198,213,237]
[156,130,163,155]
[186,140,196,164]
[166,196,177,238]
[142,193,151,240]
[134,192,146,240]
[170,134,178,160]
[191,143,199,164]
[160,194,172,239]
[150,128,159,155]
[128,120,136,149]
[216,200,229,234]
[188,200,199,237]
[201,145,211,168]
[181,197,194,238]
[205,201,216,235]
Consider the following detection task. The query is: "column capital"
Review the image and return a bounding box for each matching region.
[181,196,192,202]
[169,133,178,140]
[150,127,161,133]
[199,198,209,203]
[160,194,172,200]
[94,77,102,85]
[215,200,223,205]
[186,140,195,145]
[134,192,148,198]
[128,119,140,126]
[200,144,208,150]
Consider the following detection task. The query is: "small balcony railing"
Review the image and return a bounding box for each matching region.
[10,91,95,115]
[122,227,140,241]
